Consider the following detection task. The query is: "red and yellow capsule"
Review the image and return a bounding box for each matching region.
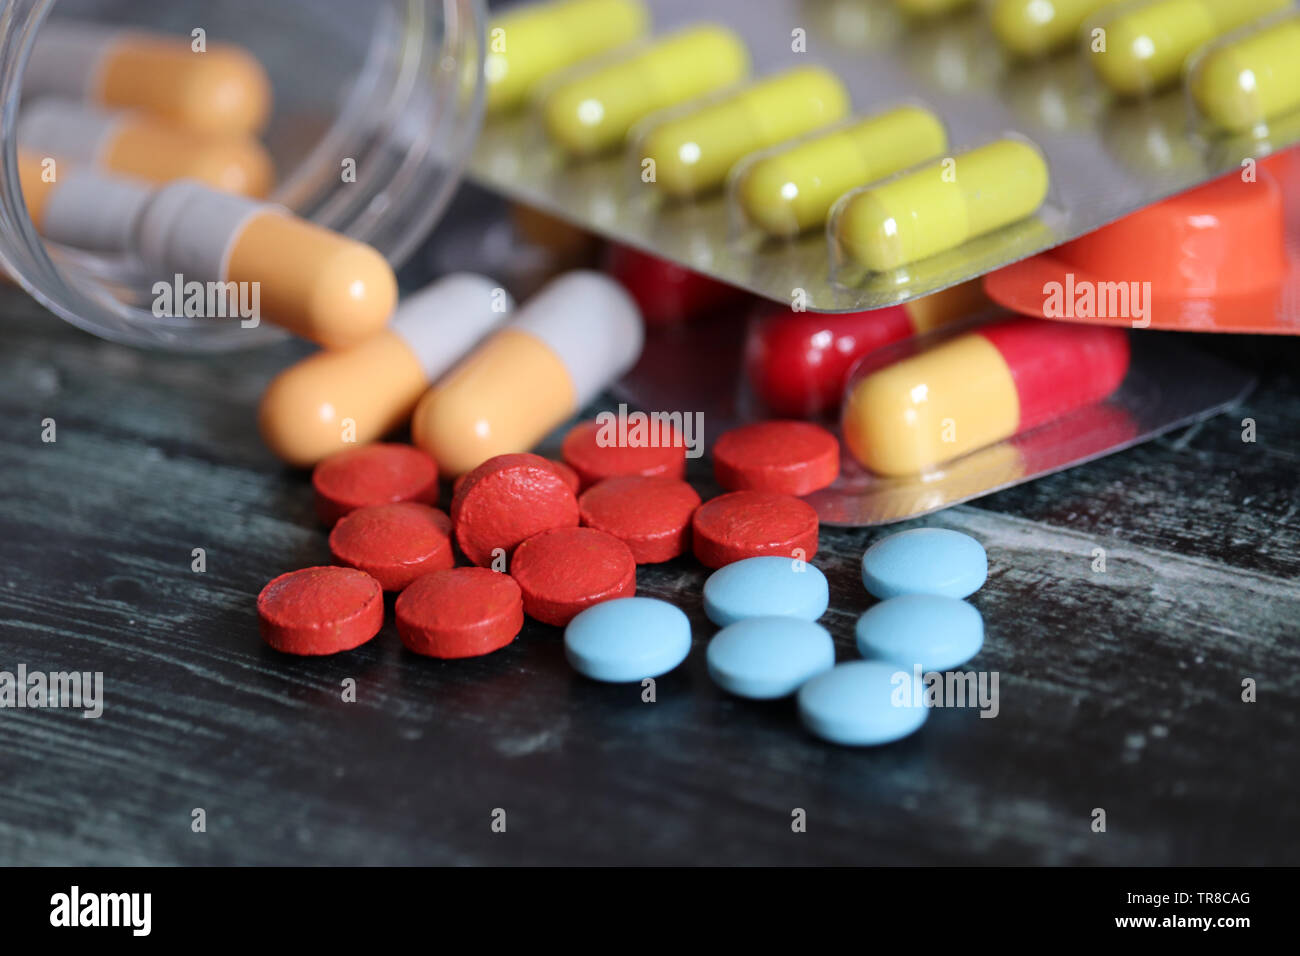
[842,317,1130,475]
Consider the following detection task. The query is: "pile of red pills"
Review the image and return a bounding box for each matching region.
[256,419,842,659]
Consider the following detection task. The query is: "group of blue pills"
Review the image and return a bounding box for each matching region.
[563,527,989,747]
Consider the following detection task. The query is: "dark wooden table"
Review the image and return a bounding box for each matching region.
[2,195,1298,866]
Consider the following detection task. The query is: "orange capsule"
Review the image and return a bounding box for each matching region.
[412,272,644,475]
[20,100,273,197]
[259,275,512,467]
[25,22,271,135]
[138,182,396,348]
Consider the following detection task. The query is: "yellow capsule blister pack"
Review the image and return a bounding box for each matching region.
[470,0,1300,312]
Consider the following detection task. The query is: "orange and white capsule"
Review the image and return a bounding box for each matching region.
[20,100,273,197]
[24,22,271,135]
[137,181,397,348]
[16,150,151,255]
[412,272,644,475]
[260,274,512,467]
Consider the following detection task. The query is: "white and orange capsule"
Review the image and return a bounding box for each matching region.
[412,272,644,475]
[260,274,512,467]
[16,165,394,346]
[24,21,271,135]
[16,150,151,255]
[135,182,397,348]
[20,100,273,197]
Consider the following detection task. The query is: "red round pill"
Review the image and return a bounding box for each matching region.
[510,526,637,626]
[257,566,384,656]
[712,421,840,496]
[561,419,687,489]
[452,458,578,499]
[395,567,524,659]
[313,443,439,525]
[451,453,579,567]
[578,476,701,564]
[547,458,582,495]
[328,502,454,591]
[692,490,820,569]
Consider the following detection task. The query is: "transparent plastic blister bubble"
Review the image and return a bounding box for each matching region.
[468,0,1300,312]
[826,131,1058,294]
[839,315,1133,478]
[615,303,1255,527]
[814,322,1254,524]
[535,23,752,161]
[725,104,949,244]
[1186,11,1300,141]
[1083,0,1292,100]
[631,65,852,201]
[990,0,1113,60]
[482,0,649,117]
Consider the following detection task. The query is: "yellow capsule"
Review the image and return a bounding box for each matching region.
[484,0,649,114]
[833,138,1049,272]
[892,0,977,15]
[990,0,1116,57]
[734,106,947,237]
[1089,0,1290,96]
[639,67,851,198]
[542,26,750,157]
[1190,14,1300,132]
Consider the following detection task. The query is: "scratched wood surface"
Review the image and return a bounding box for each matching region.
[1,195,1298,865]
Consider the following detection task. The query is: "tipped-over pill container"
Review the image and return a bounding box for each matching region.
[0,0,484,350]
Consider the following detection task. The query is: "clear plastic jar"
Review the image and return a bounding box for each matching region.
[0,0,484,350]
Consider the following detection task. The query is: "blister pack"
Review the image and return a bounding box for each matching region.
[614,297,1255,526]
[469,0,1300,312]
[986,146,1300,333]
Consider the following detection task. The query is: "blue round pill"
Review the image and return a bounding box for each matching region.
[860,528,987,599]
[564,597,692,683]
[706,616,835,699]
[798,661,929,746]
[856,595,984,672]
[702,556,829,627]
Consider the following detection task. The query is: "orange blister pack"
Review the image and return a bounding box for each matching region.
[985,148,1300,334]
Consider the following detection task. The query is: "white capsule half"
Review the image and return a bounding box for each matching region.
[18,153,151,255]
[412,271,644,474]
[19,99,274,197]
[136,181,396,347]
[259,273,512,466]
